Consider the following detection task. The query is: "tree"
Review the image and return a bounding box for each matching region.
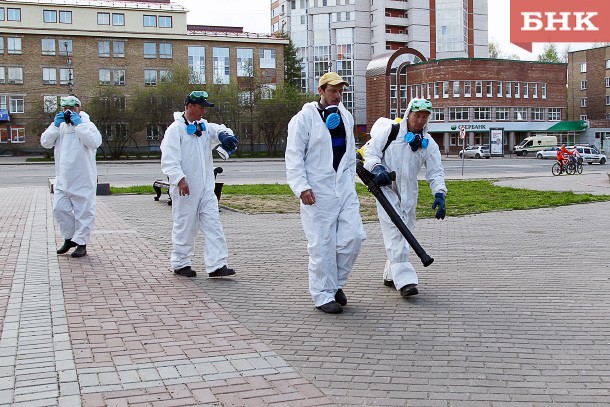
[255,85,316,155]
[537,44,563,63]
[488,39,501,59]
[277,31,302,89]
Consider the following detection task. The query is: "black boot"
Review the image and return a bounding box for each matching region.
[71,245,87,258]
[208,265,236,277]
[57,239,77,254]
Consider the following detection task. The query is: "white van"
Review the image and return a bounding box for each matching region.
[513,135,558,157]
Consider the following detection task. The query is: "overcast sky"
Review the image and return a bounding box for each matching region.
[174,0,596,60]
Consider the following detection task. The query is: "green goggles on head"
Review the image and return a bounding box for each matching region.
[410,99,432,112]
[188,91,209,100]
[60,96,80,107]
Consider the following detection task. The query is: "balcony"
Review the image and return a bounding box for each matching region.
[386,0,409,10]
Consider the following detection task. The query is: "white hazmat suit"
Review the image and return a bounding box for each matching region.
[363,100,446,291]
[286,102,366,307]
[161,112,234,273]
[41,111,102,245]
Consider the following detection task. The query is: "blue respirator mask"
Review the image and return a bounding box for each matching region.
[183,115,206,136]
[404,132,429,151]
[323,106,341,130]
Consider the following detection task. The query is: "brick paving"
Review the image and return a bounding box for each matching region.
[1,179,610,406]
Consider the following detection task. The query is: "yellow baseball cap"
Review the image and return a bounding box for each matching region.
[318,72,349,88]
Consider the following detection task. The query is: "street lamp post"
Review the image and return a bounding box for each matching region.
[63,41,73,94]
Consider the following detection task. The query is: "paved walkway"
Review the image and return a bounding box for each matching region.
[1,174,610,406]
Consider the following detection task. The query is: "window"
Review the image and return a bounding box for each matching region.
[9,96,24,113]
[580,63,587,73]
[532,83,538,98]
[475,80,482,97]
[0,8,4,21]
[541,83,547,99]
[113,69,125,85]
[59,68,72,85]
[486,81,493,97]
[426,84,431,99]
[0,128,7,143]
[98,12,110,25]
[431,108,444,122]
[159,16,172,28]
[143,42,156,58]
[59,40,72,55]
[159,69,171,82]
[260,49,276,68]
[42,67,57,84]
[448,107,469,121]
[0,67,4,84]
[159,43,172,59]
[580,115,588,121]
[606,96,610,106]
[514,82,520,98]
[42,39,56,55]
[463,81,471,97]
[7,8,21,21]
[113,41,125,57]
[548,108,561,121]
[213,47,230,84]
[474,107,491,120]
[7,37,22,54]
[7,67,23,84]
[434,82,440,98]
[606,60,610,69]
[523,82,529,98]
[237,48,254,77]
[606,78,610,88]
[580,80,587,90]
[146,124,164,141]
[0,38,3,53]
[495,107,509,121]
[112,13,125,26]
[442,81,449,98]
[144,69,157,86]
[98,40,110,57]
[43,10,57,23]
[143,15,156,27]
[11,127,25,143]
[497,81,503,97]
[452,81,460,97]
[99,69,111,85]
[514,107,528,121]
[59,11,71,24]
[188,46,205,84]
[580,97,587,107]
[504,82,511,97]
[532,108,544,120]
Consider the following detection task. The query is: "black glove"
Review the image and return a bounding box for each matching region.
[218,131,238,151]
[371,165,392,187]
[432,193,446,219]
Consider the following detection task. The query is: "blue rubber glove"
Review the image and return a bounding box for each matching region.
[70,111,82,126]
[218,131,238,151]
[370,164,392,187]
[54,112,65,127]
[432,193,446,219]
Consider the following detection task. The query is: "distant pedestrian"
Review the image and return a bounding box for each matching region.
[363,98,447,298]
[285,72,366,314]
[41,95,102,258]
[161,91,238,278]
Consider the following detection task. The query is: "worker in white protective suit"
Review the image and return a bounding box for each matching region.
[286,72,366,314]
[161,91,239,278]
[363,98,447,298]
[41,95,102,258]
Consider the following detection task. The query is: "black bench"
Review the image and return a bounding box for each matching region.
[154,167,224,206]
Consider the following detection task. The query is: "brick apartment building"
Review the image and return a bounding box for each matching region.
[0,0,286,154]
[567,46,610,153]
[366,49,578,154]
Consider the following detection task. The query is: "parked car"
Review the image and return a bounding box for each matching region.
[458,145,491,159]
[536,147,560,159]
[570,146,607,165]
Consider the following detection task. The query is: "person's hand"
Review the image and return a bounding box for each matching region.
[70,111,82,126]
[218,131,238,152]
[370,165,392,187]
[300,189,315,205]
[178,177,190,196]
[432,193,446,219]
[54,112,65,127]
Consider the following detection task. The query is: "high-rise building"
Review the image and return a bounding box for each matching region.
[271,0,488,127]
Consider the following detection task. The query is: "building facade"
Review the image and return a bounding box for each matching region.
[567,46,610,152]
[0,0,286,154]
[271,0,488,127]
[366,52,574,153]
